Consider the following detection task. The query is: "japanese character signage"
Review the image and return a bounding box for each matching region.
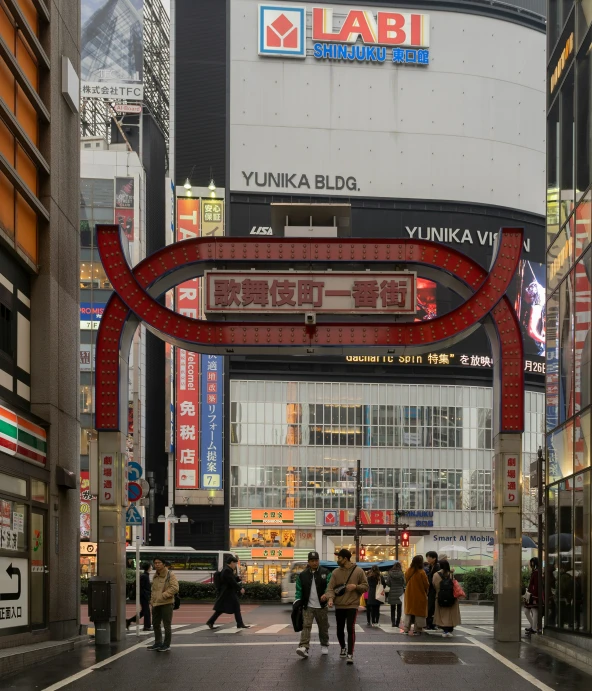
[80,471,92,539]
[503,454,520,506]
[99,453,117,505]
[251,510,294,524]
[0,557,28,631]
[251,547,294,560]
[175,198,201,490]
[201,199,224,237]
[200,355,223,489]
[205,271,416,314]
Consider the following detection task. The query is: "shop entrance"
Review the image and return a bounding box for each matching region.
[241,561,291,584]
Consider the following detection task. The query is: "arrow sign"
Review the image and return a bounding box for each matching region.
[128,481,142,502]
[126,505,142,525]
[0,563,21,601]
[128,461,142,482]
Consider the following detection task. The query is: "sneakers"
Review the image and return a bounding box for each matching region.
[321,646,329,655]
[442,632,453,638]
[346,654,354,665]
[158,645,171,652]
[146,643,162,651]
[339,647,347,658]
[296,647,309,658]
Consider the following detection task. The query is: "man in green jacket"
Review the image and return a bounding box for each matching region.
[295,551,330,659]
[326,549,368,665]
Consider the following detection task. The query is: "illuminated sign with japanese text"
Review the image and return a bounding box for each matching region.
[201,355,223,489]
[503,454,520,506]
[205,271,416,314]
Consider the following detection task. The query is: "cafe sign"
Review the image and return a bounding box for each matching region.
[251,509,294,524]
[251,547,294,560]
[205,271,416,314]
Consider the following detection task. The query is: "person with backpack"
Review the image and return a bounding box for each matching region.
[147,557,179,652]
[295,551,330,658]
[425,550,440,630]
[206,556,252,631]
[433,559,461,637]
[386,561,405,628]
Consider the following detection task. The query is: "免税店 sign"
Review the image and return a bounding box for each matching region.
[259,5,430,65]
[205,271,416,315]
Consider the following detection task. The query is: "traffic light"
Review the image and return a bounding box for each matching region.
[401,531,410,548]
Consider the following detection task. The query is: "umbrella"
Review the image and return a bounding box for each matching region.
[522,536,537,549]
[548,533,583,552]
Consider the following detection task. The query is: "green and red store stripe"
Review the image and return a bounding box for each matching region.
[0,405,46,467]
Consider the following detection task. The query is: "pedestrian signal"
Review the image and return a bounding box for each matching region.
[401,531,410,547]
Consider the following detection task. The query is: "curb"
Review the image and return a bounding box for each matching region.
[0,635,89,680]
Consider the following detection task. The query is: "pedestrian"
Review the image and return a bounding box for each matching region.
[206,556,252,630]
[403,554,429,635]
[425,550,440,630]
[386,561,405,628]
[433,559,461,637]
[326,548,368,665]
[295,551,331,658]
[524,557,542,634]
[366,565,386,627]
[126,562,152,631]
[147,556,179,652]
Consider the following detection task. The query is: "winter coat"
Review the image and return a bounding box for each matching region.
[150,568,179,608]
[404,566,429,617]
[213,565,243,614]
[525,570,542,608]
[326,563,368,609]
[386,570,405,604]
[295,566,330,609]
[367,573,386,606]
[433,571,461,628]
[139,572,151,604]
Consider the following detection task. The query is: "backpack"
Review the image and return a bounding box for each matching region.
[437,572,456,608]
[213,570,222,591]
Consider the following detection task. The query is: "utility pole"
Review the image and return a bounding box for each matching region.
[395,492,400,562]
[537,446,544,631]
[355,459,361,561]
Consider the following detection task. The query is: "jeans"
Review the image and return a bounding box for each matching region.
[300,607,329,648]
[152,604,174,647]
[207,609,245,628]
[390,603,402,627]
[128,599,151,628]
[335,609,358,655]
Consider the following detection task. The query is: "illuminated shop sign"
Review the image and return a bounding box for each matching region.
[550,32,574,94]
[345,354,545,374]
[205,271,416,314]
[259,5,429,65]
[327,509,434,528]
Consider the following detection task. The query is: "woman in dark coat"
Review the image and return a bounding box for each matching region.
[366,565,386,626]
[524,557,542,634]
[386,561,405,628]
[206,556,250,629]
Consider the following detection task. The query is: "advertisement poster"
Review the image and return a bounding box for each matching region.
[81,0,144,100]
[510,260,546,357]
[175,198,201,489]
[200,355,223,489]
[0,499,10,527]
[80,471,92,539]
[114,178,135,241]
[201,199,224,237]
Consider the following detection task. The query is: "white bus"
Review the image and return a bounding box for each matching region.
[125,547,237,582]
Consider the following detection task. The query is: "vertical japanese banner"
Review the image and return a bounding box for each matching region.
[201,198,224,237]
[80,471,92,538]
[114,177,135,241]
[175,198,201,489]
[201,355,223,489]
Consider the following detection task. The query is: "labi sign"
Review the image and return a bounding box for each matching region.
[241,171,359,192]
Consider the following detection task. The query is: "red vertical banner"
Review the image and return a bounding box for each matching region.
[175,198,201,489]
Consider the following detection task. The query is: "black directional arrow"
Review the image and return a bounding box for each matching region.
[1,563,21,601]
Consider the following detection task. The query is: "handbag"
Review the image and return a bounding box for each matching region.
[522,591,532,605]
[375,579,386,603]
[334,566,356,598]
[291,601,304,632]
[452,578,466,600]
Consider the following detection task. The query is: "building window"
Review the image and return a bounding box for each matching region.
[0,300,12,358]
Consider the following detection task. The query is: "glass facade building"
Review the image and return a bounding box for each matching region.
[545,0,592,638]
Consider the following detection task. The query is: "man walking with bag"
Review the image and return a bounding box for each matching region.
[147,557,179,652]
[295,551,330,658]
[326,549,368,665]
[206,556,252,630]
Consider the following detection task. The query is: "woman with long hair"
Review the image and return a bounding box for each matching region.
[524,557,542,634]
[433,559,461,637]
[403,554,429,635]
[387,561,405,628]
[366,564,386,626]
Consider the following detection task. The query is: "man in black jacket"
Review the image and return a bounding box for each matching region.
[126,562,152,630]
[207,556,251,630]
[425,551,440,630]
[295,551,330,658]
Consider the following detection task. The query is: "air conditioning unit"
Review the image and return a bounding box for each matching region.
[270,203,351,238]
[80,136,108,151]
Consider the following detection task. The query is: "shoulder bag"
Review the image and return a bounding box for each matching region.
[334,566,357,598]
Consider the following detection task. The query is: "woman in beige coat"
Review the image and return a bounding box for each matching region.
[433,560,461,637]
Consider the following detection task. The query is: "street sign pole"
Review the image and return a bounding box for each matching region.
[395,493,400,562]
[355,459,361,561]
[135,529,140,638]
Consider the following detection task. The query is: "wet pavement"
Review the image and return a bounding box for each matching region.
[3,605,592,691]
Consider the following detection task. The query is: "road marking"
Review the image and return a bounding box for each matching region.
[215,626,247,634]
[476,625,495,632]
[42,641,148,691]
[455,626,491,636]
[171,641,475,648]
[176,625,211,635]
[466,637,554,691]
[255,624,290,634]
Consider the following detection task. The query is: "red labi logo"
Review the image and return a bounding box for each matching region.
[266,13,298,49]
